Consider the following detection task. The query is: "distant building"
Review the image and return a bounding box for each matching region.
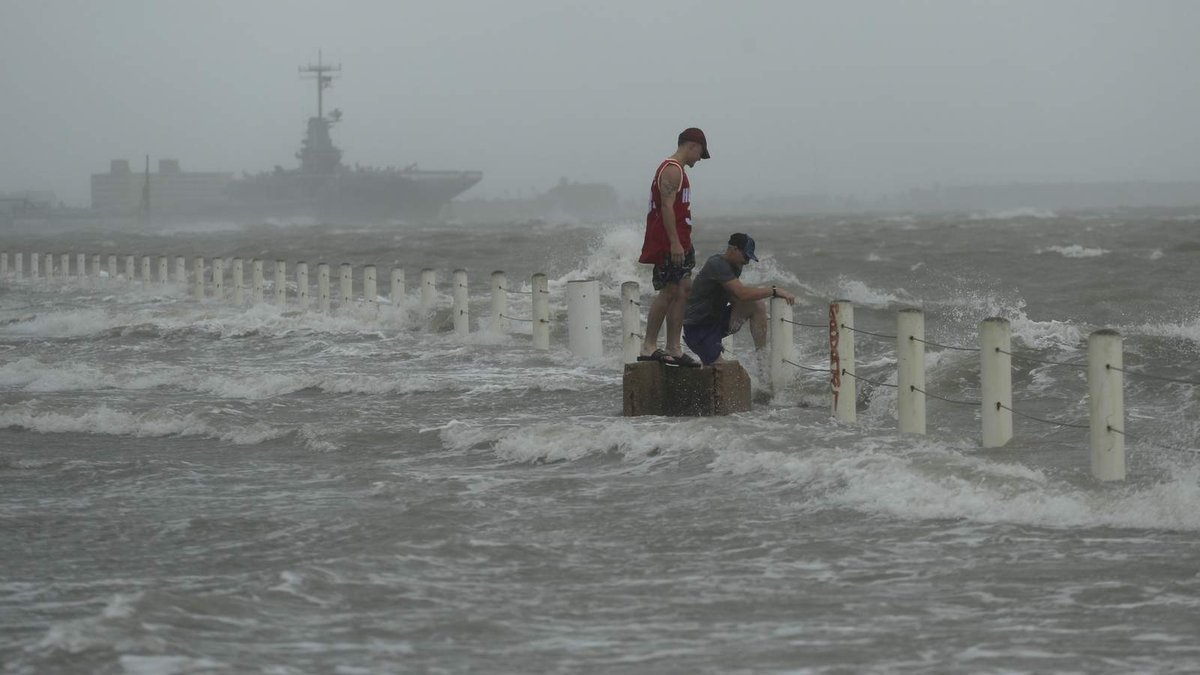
[91,159,233,215]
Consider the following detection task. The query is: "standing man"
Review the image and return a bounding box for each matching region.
[683,233,797,370]
[636,127,710,367]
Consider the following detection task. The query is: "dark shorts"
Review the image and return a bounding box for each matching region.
[683,305,747,365]
[651,248,695,291]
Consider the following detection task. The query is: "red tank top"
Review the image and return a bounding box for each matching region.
[638,159,692,264]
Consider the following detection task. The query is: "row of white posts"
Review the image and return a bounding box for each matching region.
[2,251,1127,481]
[0,251,595,356]
[765,298,1126,482]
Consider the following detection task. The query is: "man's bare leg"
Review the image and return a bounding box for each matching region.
[641,284,680,356]
[732,298,769,350]
[665,278,691,356]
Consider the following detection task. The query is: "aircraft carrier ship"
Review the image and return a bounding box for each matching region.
[92,55,482,223]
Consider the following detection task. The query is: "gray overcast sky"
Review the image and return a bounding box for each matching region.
[3,0,1199,205]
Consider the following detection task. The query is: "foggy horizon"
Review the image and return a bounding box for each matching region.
[3,1,1199,207]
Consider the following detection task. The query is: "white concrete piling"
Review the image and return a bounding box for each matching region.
[252,259,264,305]
[769,296,795,394]
[30,252,39,277]
[566,279,603,360]
[532,273,550,350]
[339,263,353,307]
[492,271,510,335]
[107,254,116,280]
[140,255,151,283]
[158,255,169,285]
[274,260,287,306]
[391,268,404,305]
[193,257,205,300]
[91,254,101,278]
[419,268,436,320]
[124,255,134,281]
[175,256,187,285]
[1088,329,1125,482]
[980,317,1013,448]
[296,262,309,308]
[452,269,470,337]
[14,252,23,278]
[364,265,378,311]
[831,300,857,424]
[212,258,224,299]
[77,254,86,278]
[621,281,641,364]
[0,252,7,277]
[61,253,70,278]
[232,258,244,305]
[897,308,926,434]
[317,263,331,313]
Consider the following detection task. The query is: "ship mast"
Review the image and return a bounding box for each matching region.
[299,50,341,119]
[295,50,344,175]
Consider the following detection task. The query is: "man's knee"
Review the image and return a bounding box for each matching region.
[659,280,690,302]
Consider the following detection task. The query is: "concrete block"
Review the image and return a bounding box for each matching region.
[623,360,752,416]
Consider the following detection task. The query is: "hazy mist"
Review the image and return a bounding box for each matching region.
[3,0,1199,206]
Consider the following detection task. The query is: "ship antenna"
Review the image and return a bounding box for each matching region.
[299,49,341,119]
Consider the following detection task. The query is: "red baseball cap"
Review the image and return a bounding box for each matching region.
[678,127,711,159]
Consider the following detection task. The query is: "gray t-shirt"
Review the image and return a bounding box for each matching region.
[684,254,741,326]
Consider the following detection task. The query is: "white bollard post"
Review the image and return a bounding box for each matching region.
[193,256,204,300]
[566,279,603,360]
[296,262,309,308]
[419,268,436,321]
[1088,329,1125,482]
[124,255,134,281]
[492,271,511,335]
[91,254,101,278]
[77,254,86,278]
[831,300,857,423]
[107,254,116,280]
[769,296,795,393]
[339,263,353,308]
[621,281,641,364]
[30,252,40,277]
[980,317,1013,448]
[212,258,224,299]
[532,273,550,350]
[897,308,926,434]
[14,252,23,278]
[140,255,151,283]
[232,258,244,305]
[364,265,377,311]
[158,255,169,285]
[274,260,287,306]
[318,263,331,313]
[0,252,7,277]
[252,259,264,305]
[390,267,404,306]
[175,256,187,284]
[452,269,470,337]
[61,253,70,278]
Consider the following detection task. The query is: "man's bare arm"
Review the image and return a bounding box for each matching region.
[658,164,683,258]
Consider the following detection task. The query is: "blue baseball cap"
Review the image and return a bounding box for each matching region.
[729,233,758,261]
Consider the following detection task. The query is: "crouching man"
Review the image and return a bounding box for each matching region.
[682,233,796,370]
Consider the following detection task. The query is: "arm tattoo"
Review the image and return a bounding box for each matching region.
[659,175,680,200]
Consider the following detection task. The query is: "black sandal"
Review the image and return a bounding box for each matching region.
[637,349,681,366]
[672,353,701,368]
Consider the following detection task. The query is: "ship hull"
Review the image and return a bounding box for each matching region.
[227,169,483,222]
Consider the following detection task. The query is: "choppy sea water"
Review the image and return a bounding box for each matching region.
[3,210,1200,674]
